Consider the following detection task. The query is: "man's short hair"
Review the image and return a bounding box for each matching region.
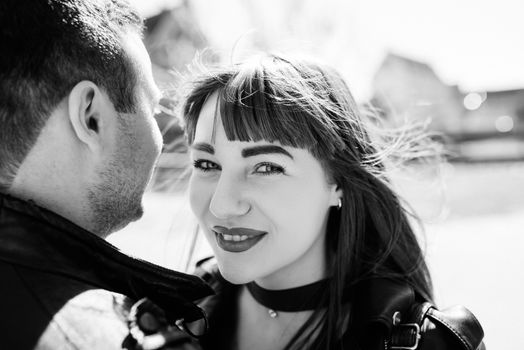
[0,0,143,189]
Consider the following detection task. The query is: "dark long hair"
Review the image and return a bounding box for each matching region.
[182,54,435,349]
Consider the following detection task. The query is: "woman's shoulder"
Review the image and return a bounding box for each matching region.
[351,277,485,350]
[192,265,485,349]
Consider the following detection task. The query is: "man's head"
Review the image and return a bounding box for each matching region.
[0,0,163,236]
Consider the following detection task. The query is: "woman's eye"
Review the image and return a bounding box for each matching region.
[193,159,220,172]
[254,162,285,175]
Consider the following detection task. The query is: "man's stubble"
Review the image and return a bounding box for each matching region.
[87,113,150,237]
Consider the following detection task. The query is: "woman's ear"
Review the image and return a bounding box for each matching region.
[67,81,106,152]
[329,184,344,208]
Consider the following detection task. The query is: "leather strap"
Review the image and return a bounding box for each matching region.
[389,302,485,350]
[388,302,432,350]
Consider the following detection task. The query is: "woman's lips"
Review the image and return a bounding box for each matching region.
[212,226,267,253]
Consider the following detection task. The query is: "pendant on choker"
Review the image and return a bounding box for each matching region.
[246,279,329,318]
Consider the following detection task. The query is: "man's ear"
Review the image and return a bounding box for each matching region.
[68,81,108,152]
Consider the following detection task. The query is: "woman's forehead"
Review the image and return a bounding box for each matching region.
[192,92,276,147]
[192,98,297,157]
[191,88,318,158]
[193,92,220,143]
[194,116,288,151]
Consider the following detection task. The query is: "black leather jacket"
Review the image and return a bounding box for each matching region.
[0,193,213,350]
[195,257,485,350]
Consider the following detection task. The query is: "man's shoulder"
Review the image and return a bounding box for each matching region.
[0,261,129,350]
[35,289,129,350]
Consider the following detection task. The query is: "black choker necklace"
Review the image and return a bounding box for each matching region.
[246,279,329,318]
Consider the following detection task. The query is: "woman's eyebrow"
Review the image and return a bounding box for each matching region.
[191,142,215,154]
[241,145,293,159]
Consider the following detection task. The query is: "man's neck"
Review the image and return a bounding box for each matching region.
[8,176,94,235]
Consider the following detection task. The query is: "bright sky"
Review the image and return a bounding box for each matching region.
[131,0,524,99]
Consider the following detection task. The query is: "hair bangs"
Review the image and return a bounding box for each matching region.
[216,64,323,152]
[183,55,351,160]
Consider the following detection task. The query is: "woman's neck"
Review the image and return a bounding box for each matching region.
[235,286,317,350]
[255,234,328,290]
[234,231,329,349]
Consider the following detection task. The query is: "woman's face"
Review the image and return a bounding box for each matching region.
[189,93,341,289]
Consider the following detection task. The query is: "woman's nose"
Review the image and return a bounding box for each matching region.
[209,175,251,220]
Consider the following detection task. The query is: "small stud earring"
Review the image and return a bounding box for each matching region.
[337,198,342,209]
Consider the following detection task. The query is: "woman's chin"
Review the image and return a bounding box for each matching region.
[217,263,258,285]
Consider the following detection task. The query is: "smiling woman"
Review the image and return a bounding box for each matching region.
[189,92,339,288]
[180,54,485,350]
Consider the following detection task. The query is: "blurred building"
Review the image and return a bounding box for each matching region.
[371,53,524,161]
[462,89,524,138]
[371,53,464,134]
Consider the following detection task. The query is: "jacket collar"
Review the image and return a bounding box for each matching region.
[0,193,213,322]
[353,277,416,331]
[199,257,417,331]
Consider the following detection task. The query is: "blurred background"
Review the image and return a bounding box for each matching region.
[108,1,524,348]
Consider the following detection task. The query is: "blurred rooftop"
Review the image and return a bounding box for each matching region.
[130,0,524,99]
